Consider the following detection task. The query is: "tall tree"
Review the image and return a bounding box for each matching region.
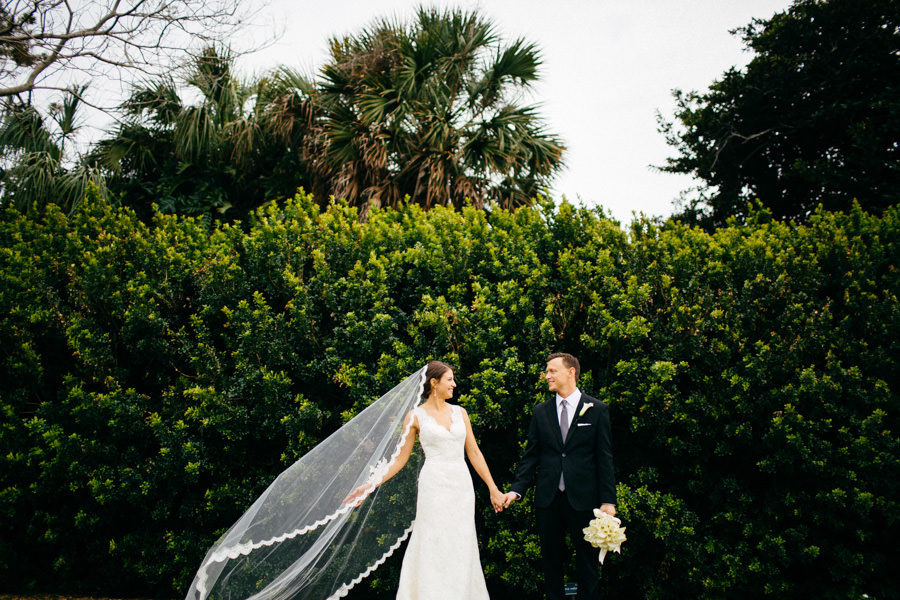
[307,7,565,214]
[93,48,316,220]
[658,0,900,227]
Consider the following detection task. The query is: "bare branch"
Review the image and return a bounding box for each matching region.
[709,127,773,171]
[0,0,258,99]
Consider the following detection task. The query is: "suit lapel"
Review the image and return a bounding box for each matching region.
[571,396,586,428]
[543,400,564,446]
[564,396,587,445]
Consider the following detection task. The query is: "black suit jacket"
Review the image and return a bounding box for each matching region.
[510,392,616,511]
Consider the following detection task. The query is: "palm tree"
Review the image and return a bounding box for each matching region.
[309,7,565,214]
[94,47,317,221]
[0,86,106,214]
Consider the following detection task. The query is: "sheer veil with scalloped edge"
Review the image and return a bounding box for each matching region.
[184,366,427,600]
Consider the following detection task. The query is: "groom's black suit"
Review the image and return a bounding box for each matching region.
[510,392,616,600]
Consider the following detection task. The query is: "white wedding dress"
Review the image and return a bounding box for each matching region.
[396,404,490,599]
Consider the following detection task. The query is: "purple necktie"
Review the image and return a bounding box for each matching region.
[559,400,569,490]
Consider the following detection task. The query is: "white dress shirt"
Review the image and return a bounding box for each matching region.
[557,389,582,430]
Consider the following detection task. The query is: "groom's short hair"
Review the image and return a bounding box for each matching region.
[547,352,580,379]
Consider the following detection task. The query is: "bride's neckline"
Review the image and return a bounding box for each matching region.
[419,403,456,433]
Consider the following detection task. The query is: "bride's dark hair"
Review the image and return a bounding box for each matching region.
[422,360,453,399]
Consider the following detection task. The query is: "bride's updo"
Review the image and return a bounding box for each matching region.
[422,360,453,399]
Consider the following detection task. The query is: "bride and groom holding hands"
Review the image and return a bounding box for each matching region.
[187,352,616,600]
[348,352,616,600]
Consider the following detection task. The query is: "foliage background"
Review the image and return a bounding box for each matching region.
[0,193,897,599]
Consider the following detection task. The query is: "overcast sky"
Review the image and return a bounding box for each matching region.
[236,0,794,224]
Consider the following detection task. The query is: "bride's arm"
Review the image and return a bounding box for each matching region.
[343,410,418,505]
[377,410,419,485]
[461,408,505,512]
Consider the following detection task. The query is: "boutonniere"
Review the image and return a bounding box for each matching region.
[579,402,594,417]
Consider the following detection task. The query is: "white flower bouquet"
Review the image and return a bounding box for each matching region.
[582,509,627,564]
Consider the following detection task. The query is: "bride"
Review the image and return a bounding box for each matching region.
[347,360,505,598]
[185,362,504,600]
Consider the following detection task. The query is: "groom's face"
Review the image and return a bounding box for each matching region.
[545,358,575,394]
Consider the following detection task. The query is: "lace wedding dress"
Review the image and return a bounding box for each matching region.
[396,404,490,600]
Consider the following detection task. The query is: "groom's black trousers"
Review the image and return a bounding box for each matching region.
[536,490,601,600]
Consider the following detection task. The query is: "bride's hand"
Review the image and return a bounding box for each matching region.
[343,484,371,507]
[490,488,505,513]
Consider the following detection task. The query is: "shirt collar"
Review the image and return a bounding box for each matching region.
[556,389,582,408]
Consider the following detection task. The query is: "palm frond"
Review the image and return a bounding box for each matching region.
[49,84,89,141]
[0,101,55,155]
[187,46,236,110]
[324,114,361,165]
[469,38,540,109]
[522,131,566,176]
[225,117,259,168]
[175,105,217,162]
[0,150,106,214]
[91,124,165,175]
[122,80,182,126]
[358,90,397,126]
[270,67,316,97]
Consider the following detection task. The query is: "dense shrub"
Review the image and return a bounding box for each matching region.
[0,193,897,599]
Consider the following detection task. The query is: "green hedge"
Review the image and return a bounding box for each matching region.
[0,192,897,599]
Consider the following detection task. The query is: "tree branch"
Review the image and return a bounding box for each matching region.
[0,0,255,99]
[710,127,773,171]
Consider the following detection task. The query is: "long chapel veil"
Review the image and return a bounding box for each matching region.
[185,366,427,600]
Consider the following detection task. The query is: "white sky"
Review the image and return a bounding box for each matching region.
[235,0,794,224]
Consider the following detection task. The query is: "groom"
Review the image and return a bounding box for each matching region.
[502,353,616,600]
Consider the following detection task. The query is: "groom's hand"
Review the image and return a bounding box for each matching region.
[599,503,616,517]
[501,492,518,509]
